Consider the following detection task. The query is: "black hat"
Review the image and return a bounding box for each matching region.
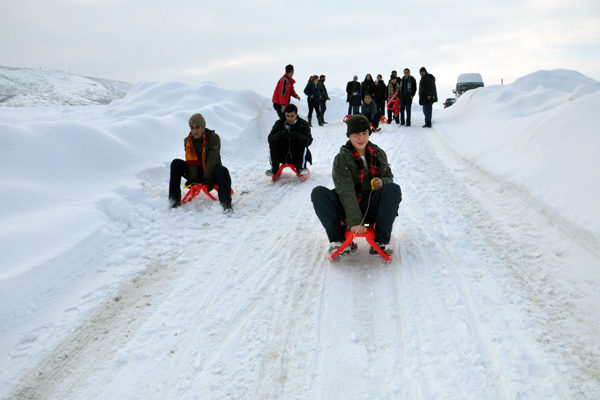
[420,67,427,73]
[346,115,372,137]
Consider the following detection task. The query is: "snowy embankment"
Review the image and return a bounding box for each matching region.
[436,69,600,250]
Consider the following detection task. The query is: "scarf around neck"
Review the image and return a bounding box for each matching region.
[348,142,380,202]
[185,131,206,169]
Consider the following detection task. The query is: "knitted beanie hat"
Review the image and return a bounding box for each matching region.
[189,113,206,127]
[420,67,427,73]
[346,115,372,137]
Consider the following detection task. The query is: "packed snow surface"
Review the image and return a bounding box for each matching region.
[1,69,600,399]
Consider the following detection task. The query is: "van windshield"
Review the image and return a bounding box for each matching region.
[456,82,484,95]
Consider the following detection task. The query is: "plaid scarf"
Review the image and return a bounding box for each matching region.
[185,132,206,169]
[350,144,380,203]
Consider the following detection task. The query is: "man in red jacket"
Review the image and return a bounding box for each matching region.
[272,64,301,120]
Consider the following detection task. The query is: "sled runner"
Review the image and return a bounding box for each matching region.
[272,164,309,181]
[343,114,352,122]
[328,224,392,262]
[387,92,401,116]
[182,184,233,203]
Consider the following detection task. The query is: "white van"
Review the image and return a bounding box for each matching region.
[453,73,484,97]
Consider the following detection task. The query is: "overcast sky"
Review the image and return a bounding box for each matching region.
[2,0,599,103]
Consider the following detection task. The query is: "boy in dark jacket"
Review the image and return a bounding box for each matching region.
[311,115,402,256]
[360,94,382,131]
[169,113,233,211]
[266,104,313,177]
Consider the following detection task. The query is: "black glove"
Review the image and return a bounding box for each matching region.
[280,130,290,139]
[288,131,298,140]
[203,179,214,192]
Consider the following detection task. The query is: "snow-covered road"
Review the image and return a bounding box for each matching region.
[7,119,600,399]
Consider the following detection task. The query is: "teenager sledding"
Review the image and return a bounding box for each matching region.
[311,115,402,260]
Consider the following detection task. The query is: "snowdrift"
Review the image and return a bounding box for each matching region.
[0,81,272,282]
[437,69,600,248]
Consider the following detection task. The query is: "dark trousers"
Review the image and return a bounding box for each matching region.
[422,104,432,126]
[169,159,232,202]
[269,136,309,172]
[307,100,321,119]
[400,95,412,124]
[375,98,386,116]
[387,108,399,123]
[311,183,401,244]
[319,100,327,120]
[273,103,285,120]
[367,111,383,129]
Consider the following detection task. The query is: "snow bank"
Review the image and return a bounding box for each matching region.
[0,81,272,282]
[436,69,600,248]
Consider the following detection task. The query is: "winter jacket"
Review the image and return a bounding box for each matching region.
[419,73,438,105]
[346,81,362,106]
[268,116,313,164]
[361,101,378,122]
[183,128,222,184]
[304,81,320,102]
[332,141,394,227]
[373,80,387,101]
[400,75,417,97]
[360,78,375,100]
[317,79,329,101]
[272,73,298,106]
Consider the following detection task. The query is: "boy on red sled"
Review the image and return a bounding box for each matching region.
[311,115,401,257]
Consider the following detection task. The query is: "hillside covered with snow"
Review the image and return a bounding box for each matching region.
[1,69,600,399]
[0,66,132,107]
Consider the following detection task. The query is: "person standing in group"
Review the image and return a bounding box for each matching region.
[418,67,438,128]
[304,75,322,127]
[386,74,400,124]
[346,75,361,115]
[272,64,301,120]
[399,68,417,126]
[361,74,375,101]
[317,75,330,124]
[373,74,387,120]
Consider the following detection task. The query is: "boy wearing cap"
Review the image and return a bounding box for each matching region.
[168,113,233,211]
[311,115,402,256]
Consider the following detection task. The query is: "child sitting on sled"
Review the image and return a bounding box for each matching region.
[311,115,402,256]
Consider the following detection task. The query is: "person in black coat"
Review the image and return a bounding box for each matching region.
[346,75,361,115]
[399,68,418,126]
[266,104,313,176]
[360,74,375,101]
[373,74,387,118]
[304,75,322,127]
[418,67,438,128]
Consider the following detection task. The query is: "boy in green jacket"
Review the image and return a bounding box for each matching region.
[311,115,402,256]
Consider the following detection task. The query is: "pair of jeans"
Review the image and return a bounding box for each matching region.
[400,95,412,124]
[422,104,432,126]
[319,100,327,120]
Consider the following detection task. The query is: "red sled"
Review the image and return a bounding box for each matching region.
[181,184,234,203]
[329,224,392,262]
[343,114,352,122]
[387,92,401,116]
[272,164,309,181]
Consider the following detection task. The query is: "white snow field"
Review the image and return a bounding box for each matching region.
[1,69,600,399]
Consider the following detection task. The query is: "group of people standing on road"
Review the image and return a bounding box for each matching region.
[347,68,438,129]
